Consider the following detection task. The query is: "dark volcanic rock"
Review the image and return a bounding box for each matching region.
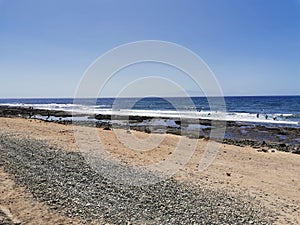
[1,107,299,154]
[0,106,72,118]
[95,114,156,122]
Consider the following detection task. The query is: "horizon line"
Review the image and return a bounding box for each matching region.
[0,94,299,99]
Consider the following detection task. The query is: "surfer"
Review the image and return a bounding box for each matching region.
[46,111,50,120]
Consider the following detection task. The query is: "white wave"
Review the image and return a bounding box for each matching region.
[0,103,79,111]
[274,113,294,117]
[1,103,298,126]
[106,109,298,125]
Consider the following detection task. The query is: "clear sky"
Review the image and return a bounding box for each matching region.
[0,0,299,98]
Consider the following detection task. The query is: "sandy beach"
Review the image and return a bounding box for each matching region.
[0,117,299,224]
[2,0,300,223]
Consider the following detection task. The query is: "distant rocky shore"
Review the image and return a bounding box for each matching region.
[1,105,299,154]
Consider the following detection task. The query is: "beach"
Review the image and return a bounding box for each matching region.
[0,116,299,224]
[2,0,300,223]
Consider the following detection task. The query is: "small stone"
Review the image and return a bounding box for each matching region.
[258,148,268,153]
[0,129,272,225]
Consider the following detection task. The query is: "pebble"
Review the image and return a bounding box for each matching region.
[0,133,273,224]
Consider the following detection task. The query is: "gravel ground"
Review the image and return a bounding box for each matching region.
[0,133,273,224]
[0,209,13,225]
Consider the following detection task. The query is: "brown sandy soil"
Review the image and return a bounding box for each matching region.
[0,117,299,224]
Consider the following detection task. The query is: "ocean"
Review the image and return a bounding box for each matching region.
[0,96,299,126]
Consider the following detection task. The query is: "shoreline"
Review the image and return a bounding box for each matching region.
[1,105,299,154]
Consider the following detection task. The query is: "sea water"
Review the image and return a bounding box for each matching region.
[0,96,299,126]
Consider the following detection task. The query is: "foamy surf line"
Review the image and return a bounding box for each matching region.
[1,103,299,126]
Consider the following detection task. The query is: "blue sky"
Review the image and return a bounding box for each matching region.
[0,0,299,97]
